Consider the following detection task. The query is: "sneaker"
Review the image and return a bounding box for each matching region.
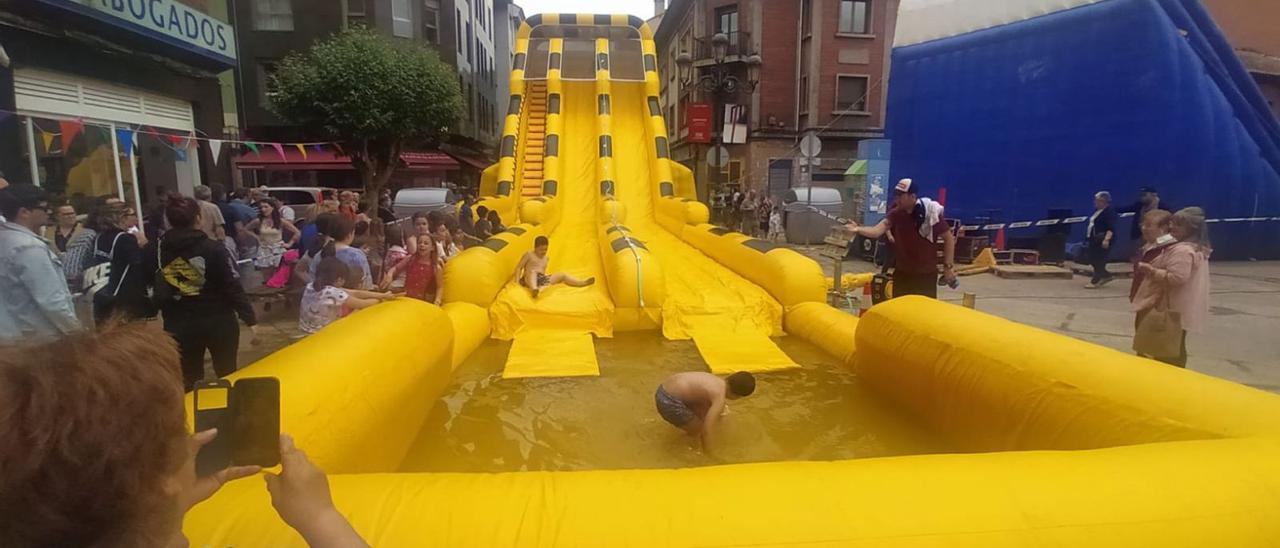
[1084,282,1099,289]
[1096,276,1116,287]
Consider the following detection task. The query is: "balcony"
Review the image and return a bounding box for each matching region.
[691,31,753,65]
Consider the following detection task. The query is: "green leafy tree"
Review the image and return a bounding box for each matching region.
[271,28,462,212]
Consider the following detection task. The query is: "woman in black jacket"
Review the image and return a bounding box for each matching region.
[91,202,152,324]
[1085,191,1119,289]
[142,195,258,390]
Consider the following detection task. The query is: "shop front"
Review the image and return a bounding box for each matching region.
[0,0,235,212]
[236,148,478,193]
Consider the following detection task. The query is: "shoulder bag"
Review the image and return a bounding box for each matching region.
[1134,289,1182,359]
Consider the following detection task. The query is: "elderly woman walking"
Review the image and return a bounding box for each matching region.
[1132,207,1212,367]
[1085,191,1119,289]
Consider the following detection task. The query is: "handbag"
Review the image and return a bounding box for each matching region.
[1134,290,1182,359]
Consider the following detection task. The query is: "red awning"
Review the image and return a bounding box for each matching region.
[401,152,459,168]
[444,150,493,171]
[235,149,459,171]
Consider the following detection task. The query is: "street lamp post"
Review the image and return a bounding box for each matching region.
[677,33,761,215]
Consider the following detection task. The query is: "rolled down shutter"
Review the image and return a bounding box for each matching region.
[14,67,195,131]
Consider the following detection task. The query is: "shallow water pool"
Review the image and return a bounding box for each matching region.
[400,333,946,472]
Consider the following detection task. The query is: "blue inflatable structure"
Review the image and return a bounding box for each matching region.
[886,0,1280,259]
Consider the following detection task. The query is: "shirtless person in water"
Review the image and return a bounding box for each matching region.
[656,371,756,451]
[515,236,595,297]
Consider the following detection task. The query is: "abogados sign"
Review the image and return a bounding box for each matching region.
[36,0,238,67]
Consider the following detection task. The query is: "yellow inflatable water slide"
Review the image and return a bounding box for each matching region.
[186,14,1280,546]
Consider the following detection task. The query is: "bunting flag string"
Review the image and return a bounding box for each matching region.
[208,139,224,165]
[39,129,55,153]
[0,107,343,156]
[115,128,135,158]
[269,142,287,161]
[58,119,85,147]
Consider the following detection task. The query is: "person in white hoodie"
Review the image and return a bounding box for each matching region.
[844,179,957,299]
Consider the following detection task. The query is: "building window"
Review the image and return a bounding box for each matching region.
[678,95,689,131]
[345,0,365,27]
[456,10,463,51]
[466,84,473,125]
[466,22,473,64]
[719,160,743,184]
[716,5,739,40]
[798,75,809,114]
[836,75,869,112]
[252,0,294,31]
[838,0,870,35]
[257,61,280,107]
[424,1,440,43]
[391,0,413,38]
[801,0,812,36]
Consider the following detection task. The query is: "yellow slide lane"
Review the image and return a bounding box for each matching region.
[608,83,783,340]
[489,82,614,340]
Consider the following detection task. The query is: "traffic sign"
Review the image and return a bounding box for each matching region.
[706,145,727,166]
[800,132,822,157]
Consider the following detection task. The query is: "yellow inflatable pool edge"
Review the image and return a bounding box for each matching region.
[784,302,858,364]
[186,436,1280,546]
[443,302,490,370]
[187,295,1280,546]
[857,297,1280,451]
[184,299,455,474]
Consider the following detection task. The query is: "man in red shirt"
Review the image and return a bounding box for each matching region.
[845,179,956,299]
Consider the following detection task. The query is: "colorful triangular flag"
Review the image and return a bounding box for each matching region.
[311,144,325,153]
[208,139,224,165]
[40,129,55,153]
[332,143,345,156]
[244,142,260,156]
[270,142,286,161]
[58,119,84,147]
[115,128,135,157]
[294,143,308,160]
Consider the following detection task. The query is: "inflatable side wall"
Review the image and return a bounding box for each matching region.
[183,300,456,474]
[886,0,1280,259]
[441,224,542,307]
[857,297,1280,451]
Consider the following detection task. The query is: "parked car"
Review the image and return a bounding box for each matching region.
[392,187,457,220]
[264,186,337,221]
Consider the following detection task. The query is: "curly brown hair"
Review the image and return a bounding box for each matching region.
[0,324,188,547]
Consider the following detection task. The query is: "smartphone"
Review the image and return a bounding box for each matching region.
[193,379,233,477]
[192,377,280,476]
[229,377,281,468]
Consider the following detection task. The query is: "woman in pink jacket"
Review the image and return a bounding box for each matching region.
[1133,207,1211,367]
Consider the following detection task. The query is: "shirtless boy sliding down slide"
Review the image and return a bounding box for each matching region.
[515,236,595,297]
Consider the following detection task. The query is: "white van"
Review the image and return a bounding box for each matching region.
[392,187,458,220]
